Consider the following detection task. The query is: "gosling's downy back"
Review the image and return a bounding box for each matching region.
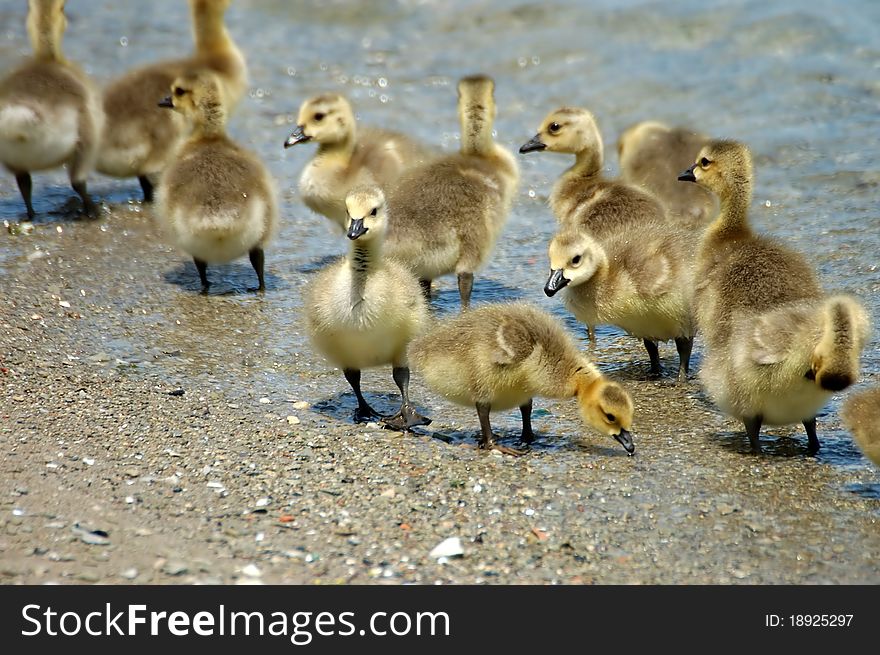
[842,386,880,467]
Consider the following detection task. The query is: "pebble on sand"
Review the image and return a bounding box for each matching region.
[429,537,464,559]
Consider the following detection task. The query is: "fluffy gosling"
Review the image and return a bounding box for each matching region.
[283,93,433,231]
[385,75,519,309]
[97,0,247,202]
[520,107,665,238]
[679,140,870,454]
[0,0,103,220]
[617,120,717,228]
[841,387,880,467]
[306,186,431,431]
[156,71,276,293]
[408,303,635,456]
[545,224,696,382]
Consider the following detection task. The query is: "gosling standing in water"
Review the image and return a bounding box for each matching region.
[520,107,666,238]
[156,71,277,293]
[617,121,717,228]
[841,387,880,468]
[306,186,431,431]
[409,303,636,456]
[386,75,519,308]
[283,93,433,231]
[0,0,103,220]
[97,0,247,202]
[544,224,696,382]
[679,140,870,454]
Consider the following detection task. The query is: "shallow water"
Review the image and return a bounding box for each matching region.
[1,0,878,473]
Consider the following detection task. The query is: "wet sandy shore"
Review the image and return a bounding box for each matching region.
[1,209,878,585]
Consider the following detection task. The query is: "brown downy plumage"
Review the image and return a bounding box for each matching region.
[283,93,434,231]
[408,303,635,456]
[544,222,697,382]
[0,0,103,220]
[97,0,247,202]
[679,139,870,454]
[617,120,717,228]
[520,107,666,238]
[385,75,519,310]
[156,71,276,293]
[841,387,880,467]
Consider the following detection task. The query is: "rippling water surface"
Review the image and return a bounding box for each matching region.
[1,0,878,469]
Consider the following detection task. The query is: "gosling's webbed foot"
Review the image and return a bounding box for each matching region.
[479,440,528,457]
[353,404,382,424]
[381,403,432,432]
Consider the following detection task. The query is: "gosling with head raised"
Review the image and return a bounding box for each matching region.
[0,0,103,220]
[156,71,276,292]
[841,387,880,467]
[97,0,247,202]
[283,93,433,231]
[544,223,696,382]
[679,140,870,454]
[385,75,519,308]
[306,186,431,430]
[617,120,717,228]
[409,303,636,456]
[520,107,666,238]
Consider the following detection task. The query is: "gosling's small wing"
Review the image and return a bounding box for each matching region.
[749,304,814,365]
[489,319,535,366]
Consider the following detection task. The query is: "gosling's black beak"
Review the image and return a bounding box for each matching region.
[519,134,546,154]
[347,217,367,240]
[158,96,174,109]
[284,125,310,149]
[678,164,697,182]
[544,268,569,297]
[614,428,635,456]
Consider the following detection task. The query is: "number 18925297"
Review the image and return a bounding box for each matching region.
[789,615,853,627]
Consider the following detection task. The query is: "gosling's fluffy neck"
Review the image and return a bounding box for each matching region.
[190,99,228,139]
[710,175,753,241]
[571,361,603,399]
[348,235,382,301]
[459,97,494,157]
[27,4,63,62]
[317,130,357,161]
[191,1,234,54]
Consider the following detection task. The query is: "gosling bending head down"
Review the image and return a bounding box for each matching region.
[409,303,636,456]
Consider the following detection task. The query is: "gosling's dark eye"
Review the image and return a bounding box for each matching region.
[173,87,185,97]
[700,157,711,167]
[548,122,561,134]
[370,207,377,216]
[605,412,616,422]
[571,255,582,265]
[314,112,325,122]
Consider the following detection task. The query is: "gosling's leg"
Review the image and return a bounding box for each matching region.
[71,180,99,219]
[458,272,474,311]
[744,415,763,454]
[194,258,210,293]
[674,336,694,384]
[519,398,535,444]
[248,247,266,292]
[343,368,380,423]
[476,402,525,456]
[15,172,35,221]
[382,366,431,432]
[643,338,662,378]
[587,325,597,346]
[802,417,820,455]
[138,175,154,203]
[419,279,432,299]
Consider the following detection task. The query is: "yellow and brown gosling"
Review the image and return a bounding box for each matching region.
[0,0,103,220]
[841,387,880,468]
[409,302,635,456]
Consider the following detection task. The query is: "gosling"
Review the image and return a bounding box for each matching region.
[156,71,276,293]
[0,0,103,220]
[305,186,431,431]
[97,0,247,203]
[385,75,519,308]
[409,303,636,456]
[520,107,665,238]
[544,224,696,382]
[841,387,880,467]
[617,120,717,228]
[679,140,870,454]
[283,93,433,231]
